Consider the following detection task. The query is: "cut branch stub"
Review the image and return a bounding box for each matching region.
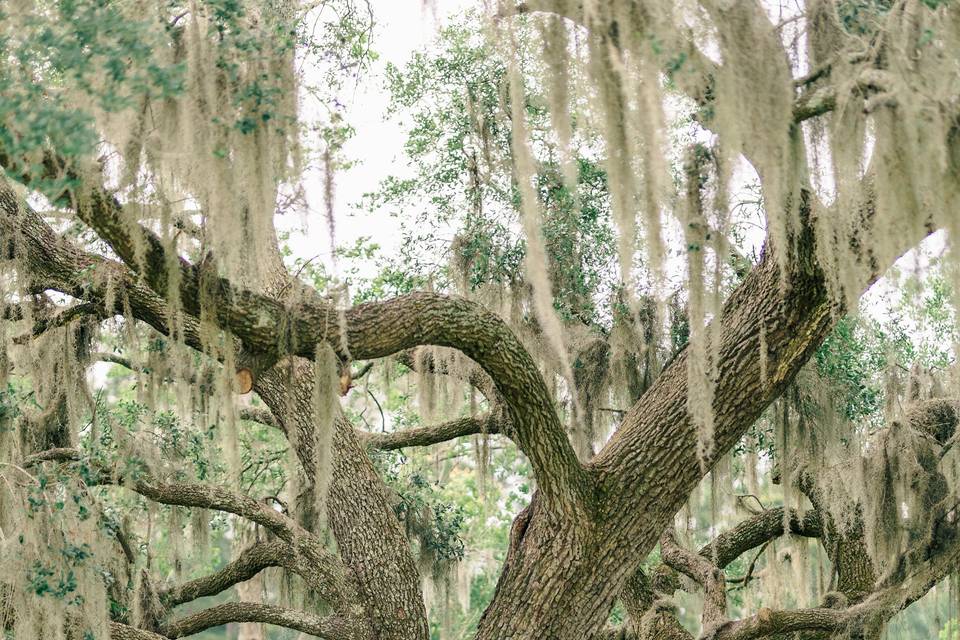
[235,368,254,395]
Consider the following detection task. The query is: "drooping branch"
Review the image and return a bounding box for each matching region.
[159,536,359,613]
[660,528,726,631]
[27,447,297,534]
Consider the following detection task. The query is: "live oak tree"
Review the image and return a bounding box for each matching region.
[3,1,960,639]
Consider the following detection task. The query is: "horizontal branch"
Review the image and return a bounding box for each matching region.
[92,351,138,371]
[708,607,849,640]
[360,413,502,450]
[24,447,296,535]
[160,603,365,640]
[239,405,283,431]
[699,507,821,569]
[15,301,106,343]
[109,622,169,640]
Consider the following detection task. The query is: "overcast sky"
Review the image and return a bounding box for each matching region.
[281,0,471,270]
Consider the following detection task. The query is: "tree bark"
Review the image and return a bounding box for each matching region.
[254,362,430,640]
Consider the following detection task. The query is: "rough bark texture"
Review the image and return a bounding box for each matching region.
[255,363,429,640]
[3,1,960,638]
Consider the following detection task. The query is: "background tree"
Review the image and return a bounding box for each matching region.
[3,1,960,640]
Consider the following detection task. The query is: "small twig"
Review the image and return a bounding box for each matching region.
[169,9,190,27]
[735,493,767,514]
[366,388,386,433]
[727,541,770,591]
[352,361,375,381]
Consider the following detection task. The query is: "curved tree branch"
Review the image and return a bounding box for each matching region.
[159,540,288,608]
[660,528,726,631]
[699,507,822,569]
[0,172,587,513]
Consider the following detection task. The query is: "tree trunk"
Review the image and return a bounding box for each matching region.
[254,361,430,640]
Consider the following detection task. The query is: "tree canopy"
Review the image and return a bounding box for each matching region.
[3,1,960,639]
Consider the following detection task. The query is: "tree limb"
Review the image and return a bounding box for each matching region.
[160,603,366,640]
[159,540,288,608]
[14,301,106,344]
[0,173,587,513]
[360,413,502,450]
[239,405,283,431]
[699,507,821,569]
[109,622,170,640]
[660,528,726,630]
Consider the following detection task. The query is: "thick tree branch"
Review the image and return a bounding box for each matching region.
[0,173,587,513]
[589,181,937,593]
[708,607,850,640]
[109,622,170,640]
[699,507,822,569]
[159,540,288,608]
[0,176,206,353]
[360,413,502,450]
[160,603,365,640]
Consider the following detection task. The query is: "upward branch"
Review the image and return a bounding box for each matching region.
[591,181,938,575]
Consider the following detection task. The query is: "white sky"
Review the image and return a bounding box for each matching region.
[281,0,471,268]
